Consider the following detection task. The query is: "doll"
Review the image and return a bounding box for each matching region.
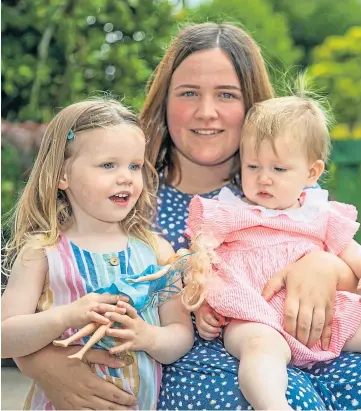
[53,248,190,361]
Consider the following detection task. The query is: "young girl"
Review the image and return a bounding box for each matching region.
[182,95,361,410]
[1,98,194,410]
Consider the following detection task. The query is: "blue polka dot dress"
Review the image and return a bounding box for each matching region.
[155,182,361,410]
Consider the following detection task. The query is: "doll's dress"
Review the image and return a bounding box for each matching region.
[186,188,361,367]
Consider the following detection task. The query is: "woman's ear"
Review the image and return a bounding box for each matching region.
[58,173,68,190]
[307,160,324,186]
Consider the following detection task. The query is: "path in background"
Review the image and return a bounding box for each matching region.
[2,367,32,410]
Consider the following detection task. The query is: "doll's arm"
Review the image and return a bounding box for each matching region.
[127,264,172,283]
[127,248,191,283]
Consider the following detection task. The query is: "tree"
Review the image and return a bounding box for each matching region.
[308,26,361,131]
[1,0,175,122]
[268,0,361,66]
[178,0,303,91]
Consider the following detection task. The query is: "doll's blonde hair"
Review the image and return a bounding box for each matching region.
[181,234,221,312]
[240,76,332,163]
[3,98,159,274]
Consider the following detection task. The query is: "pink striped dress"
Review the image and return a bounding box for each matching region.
[24,235,162,410]
[186,188,361,367]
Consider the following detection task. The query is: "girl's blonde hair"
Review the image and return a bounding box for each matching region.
[140,22,274,186]
[240,76,332,163]
[4,98,159,274]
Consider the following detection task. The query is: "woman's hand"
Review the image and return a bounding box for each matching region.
[195,302,225,340]
[262,251,356,350]
[15,344,137,410]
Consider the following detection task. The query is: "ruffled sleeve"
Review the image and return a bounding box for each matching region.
[185,192,237,247]
[185,187,249,247]
[325,201,360,255]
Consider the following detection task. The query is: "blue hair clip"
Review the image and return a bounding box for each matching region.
[67,129,74,140]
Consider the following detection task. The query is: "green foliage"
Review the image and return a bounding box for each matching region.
[1,0,174,122]
[269,0,361,66]
[178,0,303,90]
[1,144,28,217]
[308,27,361,128]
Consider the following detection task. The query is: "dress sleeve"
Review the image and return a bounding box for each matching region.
[325,201,360,255]
[185,195,233,247]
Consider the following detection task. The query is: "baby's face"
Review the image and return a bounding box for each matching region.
[241,136,316,210]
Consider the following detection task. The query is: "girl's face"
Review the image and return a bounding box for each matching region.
[241,136,323,210]
[59,124,145,230]
[167,49,245,169]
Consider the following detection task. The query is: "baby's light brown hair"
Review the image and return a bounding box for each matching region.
[240,93,332,164]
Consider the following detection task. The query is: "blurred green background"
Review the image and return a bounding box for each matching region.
[2,0,361,242]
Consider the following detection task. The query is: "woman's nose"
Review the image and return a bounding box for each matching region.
[194,96,218,120]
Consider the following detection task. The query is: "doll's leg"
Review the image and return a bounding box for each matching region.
[127,264,171,283]
[53,322,100,347]
[68,321,114,360]
[224,320,292,410]
[343,321,361,352]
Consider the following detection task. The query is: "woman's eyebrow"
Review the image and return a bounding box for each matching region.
[174,84,200,90]
[215,85,242,91]
[174,84,241,91]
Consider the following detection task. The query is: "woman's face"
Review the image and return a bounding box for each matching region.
[167,48,245,168]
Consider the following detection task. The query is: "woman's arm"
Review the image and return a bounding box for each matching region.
[15,345,137,409]
[262,251,358,350]
[338,240,361,291]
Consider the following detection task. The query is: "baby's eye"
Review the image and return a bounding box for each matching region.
[274,167,287,172]
[129,164,142,171]
[247,164,259,170]
[101,162,115,170]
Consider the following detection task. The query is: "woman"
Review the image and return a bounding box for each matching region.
[16,23,361,410]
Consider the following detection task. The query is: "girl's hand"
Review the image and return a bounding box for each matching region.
[195,302,225,340]
[104,301,153,354]
[62,293,127,330]
[262,251,349,350]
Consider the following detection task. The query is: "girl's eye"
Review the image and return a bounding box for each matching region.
[220,92,236,99]
[181,91,196,97]
[129,164,142,171]
[274,167,287,172]
[247,164,258,170]
[101,163,115,170]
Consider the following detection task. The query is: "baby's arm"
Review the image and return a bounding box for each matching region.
[195,302,226,340]
[338,240,361,293]
[2,246,127,358]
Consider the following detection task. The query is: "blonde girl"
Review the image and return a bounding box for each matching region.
[1,98,193,410]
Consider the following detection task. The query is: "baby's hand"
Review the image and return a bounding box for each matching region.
[195,302,225,340]
[104,301,151,354]
[62,293,127,330]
